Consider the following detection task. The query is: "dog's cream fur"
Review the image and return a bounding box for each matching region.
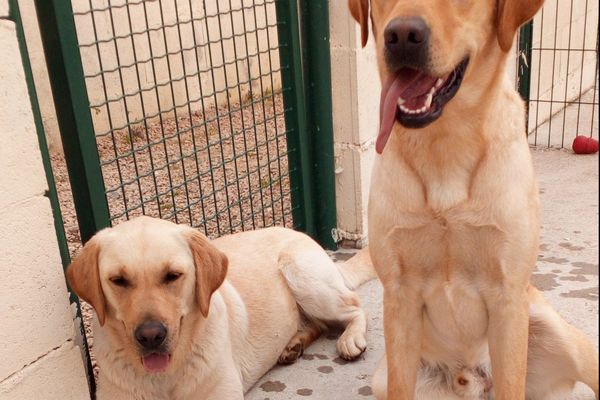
[348,0,599,399]
[67,216,372,400]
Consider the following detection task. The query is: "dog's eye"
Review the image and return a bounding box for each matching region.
[457,377,469,386]
[163,272,182,284]
[110,276,130,288]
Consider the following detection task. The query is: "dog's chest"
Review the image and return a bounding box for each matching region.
[371,199,504,363]
[376,209,505,279]
[420,274,490,364]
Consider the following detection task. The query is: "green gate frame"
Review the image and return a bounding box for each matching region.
[276,0,337,249]
[34,0,337,250]
[34,0,111,245]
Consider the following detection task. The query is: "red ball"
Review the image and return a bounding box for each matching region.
[572,136,599,154]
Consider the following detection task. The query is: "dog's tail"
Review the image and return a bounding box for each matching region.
[336,247,378,290]
[568,323,599,398]
[528,285,599,398]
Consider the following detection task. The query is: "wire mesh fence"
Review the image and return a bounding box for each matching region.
[520,0,599,148]
[71,0,294,238]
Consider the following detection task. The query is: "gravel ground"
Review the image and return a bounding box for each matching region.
[52,93,291,253]
[50,93,292,379]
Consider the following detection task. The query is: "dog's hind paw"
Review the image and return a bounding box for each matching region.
[278,341,304,365]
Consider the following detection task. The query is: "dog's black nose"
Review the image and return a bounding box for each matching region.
[135,321,167,350]
[384,17,430,69]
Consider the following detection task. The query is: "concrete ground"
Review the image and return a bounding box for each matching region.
[246,148,599,400]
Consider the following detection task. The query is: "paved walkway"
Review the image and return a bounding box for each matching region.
[246,149,598,400]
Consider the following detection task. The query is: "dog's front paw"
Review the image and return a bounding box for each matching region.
[336,329,367,361]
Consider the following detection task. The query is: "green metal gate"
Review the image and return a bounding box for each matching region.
[33,0,337,251]
[517,0,599,148]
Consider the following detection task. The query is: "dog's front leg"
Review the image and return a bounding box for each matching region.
[485,287,529,400]
[383,284,423,400]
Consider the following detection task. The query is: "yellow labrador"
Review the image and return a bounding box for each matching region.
[67,216,373,399]
[347,0,599,399]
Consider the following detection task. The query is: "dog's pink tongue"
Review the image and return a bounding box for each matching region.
[142,353,170,373]
[377,69,436,154]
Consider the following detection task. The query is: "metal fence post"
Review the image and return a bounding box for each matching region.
[302,0,337,249]
[276,0,337,249]
[33,0,110,244]
[275,0,316,237]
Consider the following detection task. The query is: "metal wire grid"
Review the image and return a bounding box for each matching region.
[72,0,294,238]
[525,0,599,148]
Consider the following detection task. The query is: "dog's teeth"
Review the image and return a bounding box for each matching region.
[425,92,433,108]
[400,103,431,115]
[397,97,406,106]
[435,78,444,88]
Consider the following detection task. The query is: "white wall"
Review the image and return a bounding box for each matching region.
[0,3,90,398]
[329,1,379,247]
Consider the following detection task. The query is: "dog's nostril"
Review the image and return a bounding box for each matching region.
[135,321,167,350]
[408,30,424,44]
[385,31,399,45]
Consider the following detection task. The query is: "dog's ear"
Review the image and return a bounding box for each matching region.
[496,0,544,51]
[187,231,228,317]
[348,0,369,47]
[66,237,106,325]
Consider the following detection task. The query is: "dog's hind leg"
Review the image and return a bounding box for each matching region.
[526,285,599,399]
[278,317,324,364]
[279,251,368,360]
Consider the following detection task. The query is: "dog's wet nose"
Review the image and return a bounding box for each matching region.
[384,17,430,69]
[135,321,167,350]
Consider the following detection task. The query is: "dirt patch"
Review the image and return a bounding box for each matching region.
[333,357,349,365]
[570,262,598,276]
[317,365,334,374]
[260,381,287,392]
[296,388,313,396]
[561,287,599,301]
[559,242,585,251]
[301,353,328,361]
[530,273,559,291]
[538,256,569,265]
[358,386,373,396]
[560,275,589,282]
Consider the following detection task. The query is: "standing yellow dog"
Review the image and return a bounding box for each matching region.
[348,0,599,399]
